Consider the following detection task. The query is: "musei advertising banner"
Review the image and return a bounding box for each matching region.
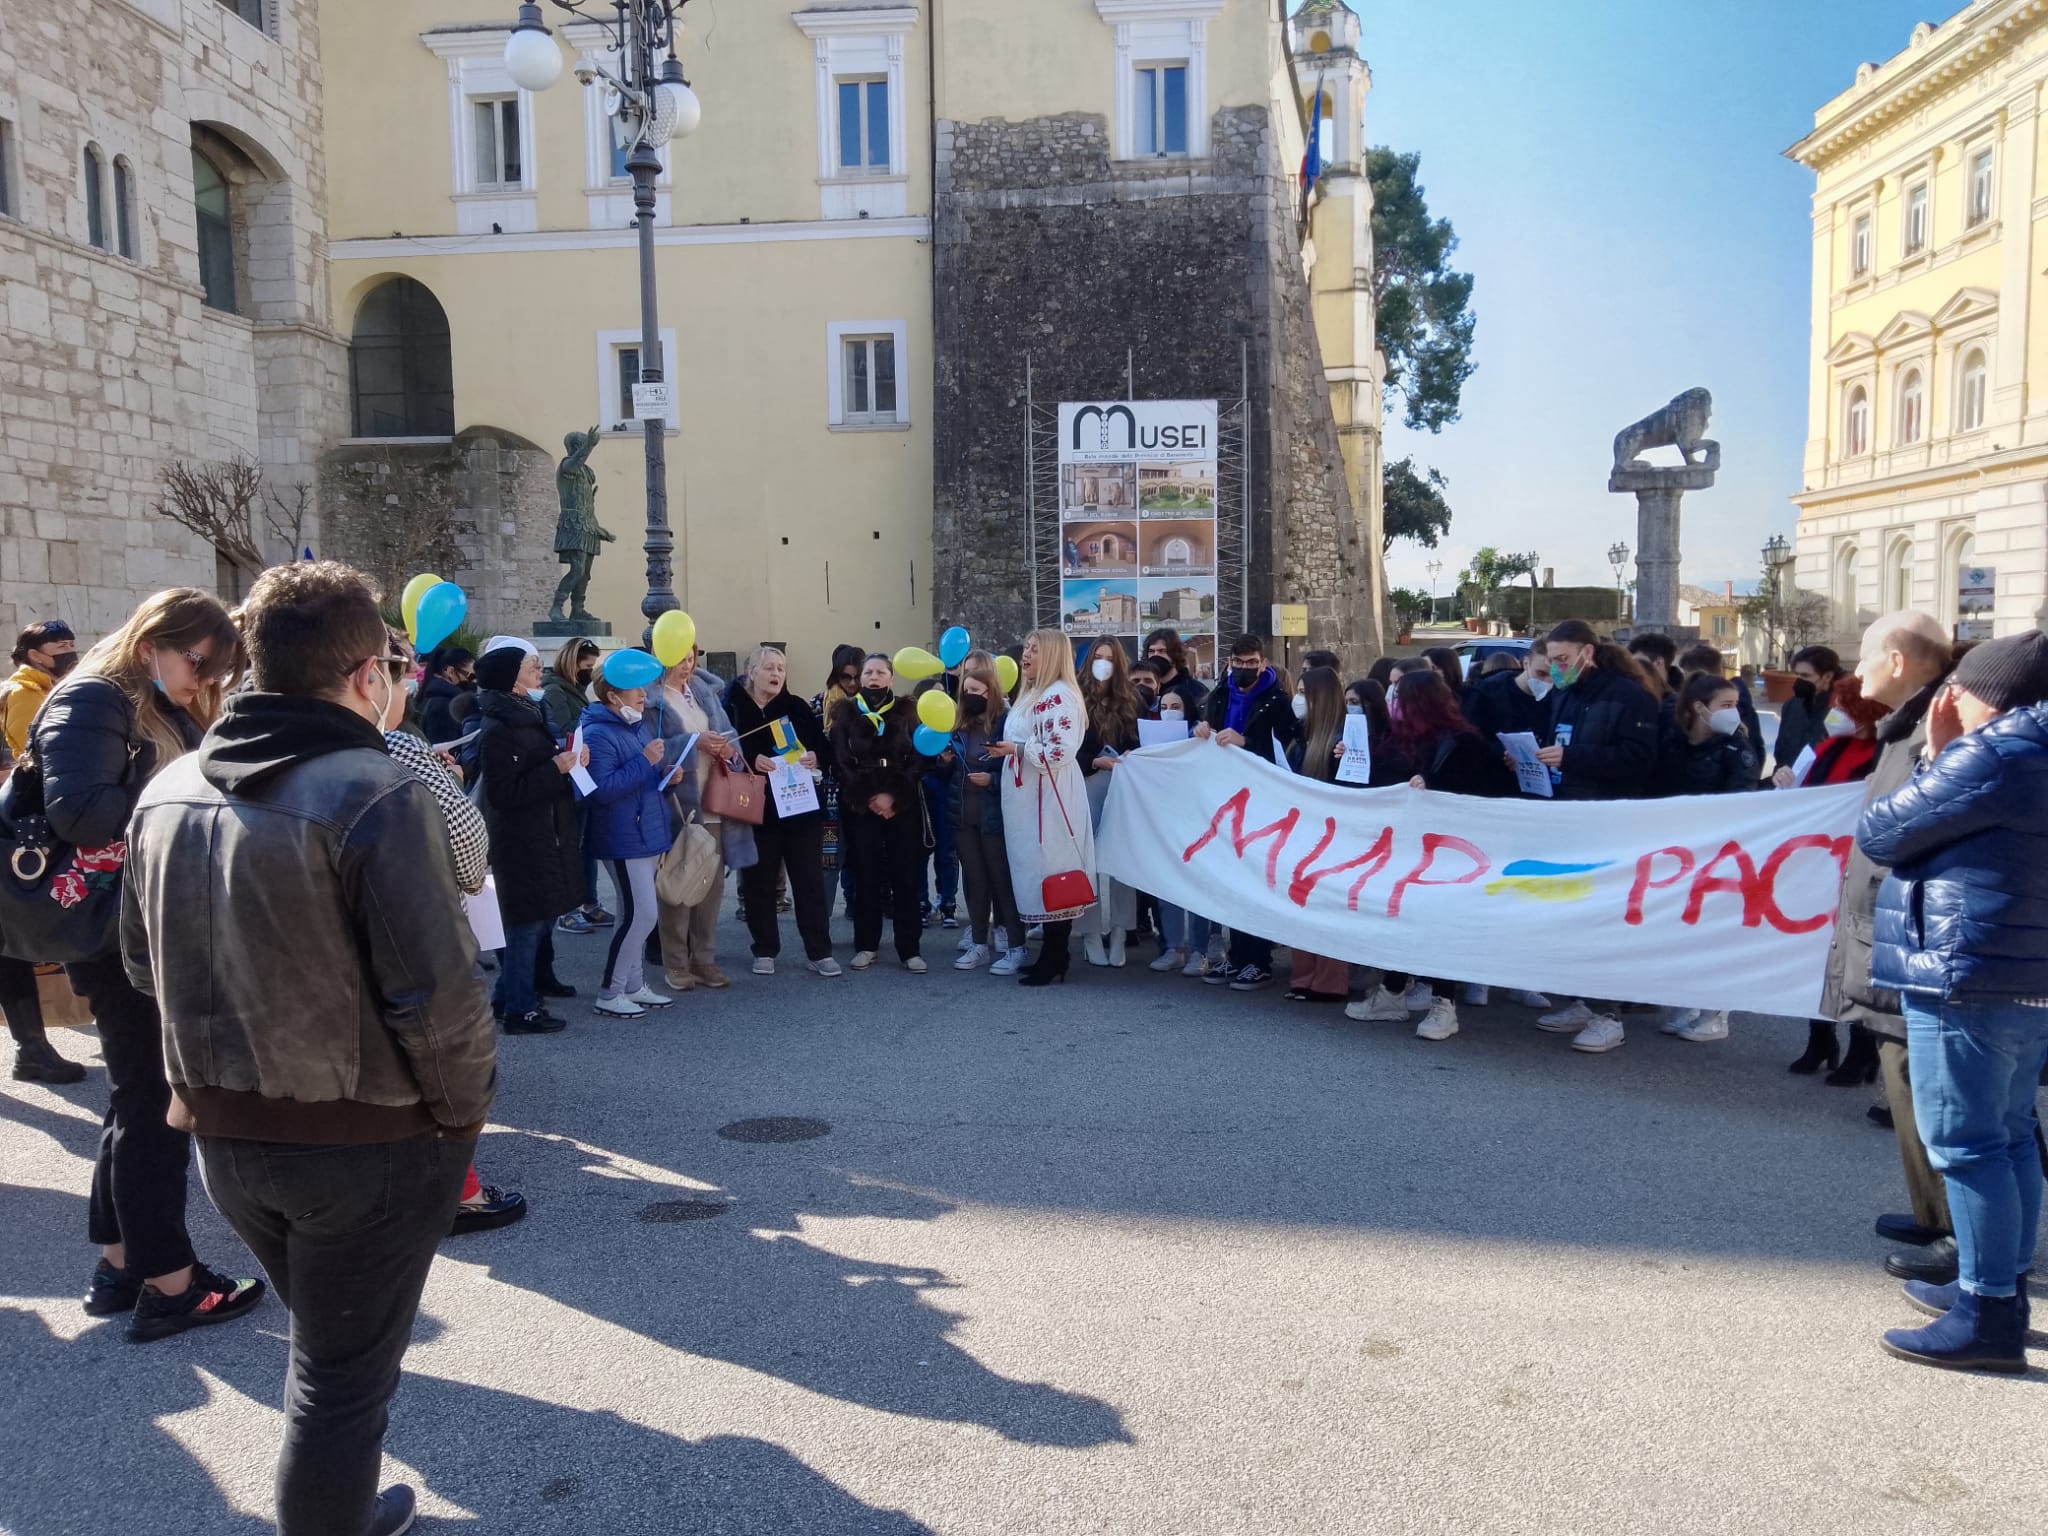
[1097,740,1867,1018]
[1057,400,1220,674]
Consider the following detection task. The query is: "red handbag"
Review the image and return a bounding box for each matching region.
[1039,769,1096,912]
[703,759,765,825]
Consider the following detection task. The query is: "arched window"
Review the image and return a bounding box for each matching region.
[1833,543,1860,635]
[112,156,136,259]
[1958,349,1987,432]
[83,144,106,249]
[349,277,455,437]
[1844,385,1869,457]
[192,147,234,311]
[1941,528,1978,628]
[1895,368,1923,445]
[1885,537,1915,611]
[1164,538,1191,566]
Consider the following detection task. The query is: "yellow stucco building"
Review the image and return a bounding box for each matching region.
[1789,1,2048,647]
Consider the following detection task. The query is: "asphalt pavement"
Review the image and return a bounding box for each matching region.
[3,898,2044,1536]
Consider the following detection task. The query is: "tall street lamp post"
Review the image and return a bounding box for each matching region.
[1425,558,1442,623]
[1607,540,1630,622]
[505,1,701,639]
[1762,532,1793,667]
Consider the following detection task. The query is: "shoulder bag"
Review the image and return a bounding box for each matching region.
[0,741,142,964]
[703,757,765,825]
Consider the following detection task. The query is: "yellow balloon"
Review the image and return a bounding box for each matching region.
[995,654,1019,694]
[651,609,696,667]
[400,573,441,639]
[893,646,944,681]
[916,689,958,733]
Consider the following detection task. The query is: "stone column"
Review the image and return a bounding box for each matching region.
[1609,461,1716,635]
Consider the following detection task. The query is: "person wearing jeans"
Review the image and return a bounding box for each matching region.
[1857,629,2048,1373]
[123,562,498,1535]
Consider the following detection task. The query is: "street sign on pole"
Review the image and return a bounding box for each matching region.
[631,381,673,419]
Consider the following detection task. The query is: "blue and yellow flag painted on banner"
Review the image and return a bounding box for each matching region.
[1485,859,1614,904]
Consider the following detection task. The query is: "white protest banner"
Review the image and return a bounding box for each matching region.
[1335,717,1372,785]
[770,761,820,818]
[1096,739,1865,1017]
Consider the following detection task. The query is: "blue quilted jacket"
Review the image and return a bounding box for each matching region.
[1859,703,2048,1001]
[577,701,670,862]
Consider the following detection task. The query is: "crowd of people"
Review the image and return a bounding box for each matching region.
[1,565,2044,1535]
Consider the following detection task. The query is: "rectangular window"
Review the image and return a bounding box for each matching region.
[220,0,266,28]
[1904,181,1928,255]
[0,120,12,218]
[842,335,897,425]
[836,78,889,173]
[1969,148,1995,227]
[1134,64,1189,157]
[114,160,134,258]
[615,345,640,422]
[1851,212,1871,277]
[609,133,631,181]
[472,97,521,189]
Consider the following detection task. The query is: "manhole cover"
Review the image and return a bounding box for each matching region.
[716,1117,832,1143]
[638,1199,731,1223]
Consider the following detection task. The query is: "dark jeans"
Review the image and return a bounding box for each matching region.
[576,799,601,911]
[199,1132,469,1536]
[921,771,958,913]
[1227,931,1274,973]
[742,814,832,961]
[493,921,545,1018]
[0,953,49,1047]
[846,807,925,960]
[957,821,1020,947]
[69,951,195,1279]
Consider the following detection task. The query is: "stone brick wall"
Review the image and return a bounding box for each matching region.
[931,105,1381,662]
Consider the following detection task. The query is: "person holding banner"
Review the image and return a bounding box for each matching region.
[989,629,1094,987]
[1143,629,1208,718]
[1282,667,1354,1006]
[726,646,839,977]
[1858,629,2048,1374]
[1077,641,1142,967]
[1196,635,1301,991]
[831,654,929,974]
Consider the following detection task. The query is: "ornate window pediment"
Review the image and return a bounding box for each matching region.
[1873,311,1932,350]
[1826,331,1876,366]
[1932,287,1998,330]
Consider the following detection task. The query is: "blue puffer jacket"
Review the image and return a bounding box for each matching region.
[1860,703,2048,1001]
[577,701,669,861]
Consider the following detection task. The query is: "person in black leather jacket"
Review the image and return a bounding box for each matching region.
[34,587,265,1342]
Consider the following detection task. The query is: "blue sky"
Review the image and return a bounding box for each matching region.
[1322,0,1949,600]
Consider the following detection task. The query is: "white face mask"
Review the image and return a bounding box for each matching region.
[1159,704,1184,721]
[1344,702,1364,716]
[372,668,397,730]
[1291,694,1309,720]
[1525,676,1553,701]
[1707,707,1742,736]
[525,686,546,702]
[403,676,419,699]
[619,705,643,725]
[1090,658,1114,683]
[1823,709,1854,738]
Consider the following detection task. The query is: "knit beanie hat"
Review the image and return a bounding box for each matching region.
[1951,629,2048,712]
[475,645,528,693]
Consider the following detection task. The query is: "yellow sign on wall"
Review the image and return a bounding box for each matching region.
[1271,603,1309,637]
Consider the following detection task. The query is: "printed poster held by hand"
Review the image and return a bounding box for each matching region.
[1336,716,1373,785]
[568,726,598,798]
[1499,732,1553,799]
[769,760,820,818]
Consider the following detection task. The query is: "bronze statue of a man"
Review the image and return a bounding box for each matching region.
[551,426,616,623]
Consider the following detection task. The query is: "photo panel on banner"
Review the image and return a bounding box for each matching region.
[1074,634,1140,665]
[1138,519,1216,578]
[1137,461,1217,519]
[1063,578,1139,637]
[1141,577,1217,634]
[1061,462,1137,518]
[1062,520,1140,579]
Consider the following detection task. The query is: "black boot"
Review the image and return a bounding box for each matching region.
[12,1037,86,1085]
[1825,1023,1879,1086]
[1788,1019,1838,1075]
[1019,931,1070,988]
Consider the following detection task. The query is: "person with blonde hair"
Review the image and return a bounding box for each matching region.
[32,588,267,1340]
[988,629,1095,986]
[653,647,750,991]
[724,645,839,976]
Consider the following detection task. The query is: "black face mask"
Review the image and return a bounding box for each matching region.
[1135,687,1157,712]
[961,693,988,719]
[859,686,895,709]
[1792,679,1817,702]
[459,677,478,692]
[1231,666,1261,689]
[44,652,79,678]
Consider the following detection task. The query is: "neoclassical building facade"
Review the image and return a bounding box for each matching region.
[1790,0,2048,646]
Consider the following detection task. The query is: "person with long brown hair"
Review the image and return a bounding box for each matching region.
[989,629,1094,985]
[34,588,266,1340]
[949,649,1025,973]
[1282,667,1352,1003]
[1077,640,1140,966]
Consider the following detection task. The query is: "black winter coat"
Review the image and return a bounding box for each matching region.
[1820,677,1944,1043]
[1657,730,1760,797]
[1202,670,1300,763]
[831,692,922,813]
[419,677,466,745]
[723,683,827,823]
[1776,687,1831,767]
[1464,669,1551,750]
[1544,667,1659,800]
[475,689,581,926]
[1379,728,1516,797]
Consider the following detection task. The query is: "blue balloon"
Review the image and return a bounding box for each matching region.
[601,648,666,689]
[937,625,971,669]
[913,724,950,756]
[412,582,467,654]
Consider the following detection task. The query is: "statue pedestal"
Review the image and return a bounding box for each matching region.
[1610,461,1716,636]
[534,618,614,640]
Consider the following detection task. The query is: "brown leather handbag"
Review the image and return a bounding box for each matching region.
[703,759,765,825]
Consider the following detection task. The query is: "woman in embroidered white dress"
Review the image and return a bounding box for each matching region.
[989,628,1096,986]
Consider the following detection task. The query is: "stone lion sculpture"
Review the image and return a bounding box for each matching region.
[1613,387,1718,470]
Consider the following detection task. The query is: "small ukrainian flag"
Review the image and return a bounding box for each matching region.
[768,718,805,761]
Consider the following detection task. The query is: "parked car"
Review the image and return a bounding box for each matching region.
[1451,637,1532,678]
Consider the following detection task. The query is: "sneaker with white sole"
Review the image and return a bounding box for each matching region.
[1400,980,1434,1010]
[1150,946,1186,973]
[1673,1010,1728,1043]
[1537,999,1599,1032]
[1228,965,1274,991]
[1570,1015,1626,1053]
[1415,997,1460,1041]
[594,994,646,1018]
[1460,983,1491,1007]
[809,957,843,977]
[1181,954,1209,978]
[1345,986,1412,1022]
[989,946,1028,976]
[1509,989,1553,1009]
[625,987,674,1009]
[993,927,1010,953]
[955,944,990,971]
[957,930,977,953]
[850,950,878,971]
[904,956,928,974]
[1202,962,1235,985]
[752,956,775,976]
[1659,1006,1701,1036]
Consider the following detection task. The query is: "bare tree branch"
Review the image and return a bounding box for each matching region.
[152,460,266,578]
[263,481,313,563]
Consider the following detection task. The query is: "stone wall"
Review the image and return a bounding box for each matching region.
[931,105,1381,661]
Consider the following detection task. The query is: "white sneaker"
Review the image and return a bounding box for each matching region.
[1537,999,1599,1032]
[1460,983,1490,1007]
[955,944,990,971]
[904,956,928,974]
[990,946,1028,976]
[1673,1010,1728,1043]
[993,926,1010,953]
[594,994,646,1018]
[752,956,775,976]
[1659,1006,1701,1036]
[1205,936,1227,968]
[1415,997,1459,1041]
[1150,946,1186,973]
[1345,986,1411,1023]
[1400,981,1434,1010]
[957,929,977,953]
[850,950,878,971]
[1570,1015,1626,1053]
[1181,953,1209,978]
[1083,933,1110,967]
[1509,989,1553,1009]
[625,987,674,1009]
[1107,931,1127,967]
[809,957,843,977]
